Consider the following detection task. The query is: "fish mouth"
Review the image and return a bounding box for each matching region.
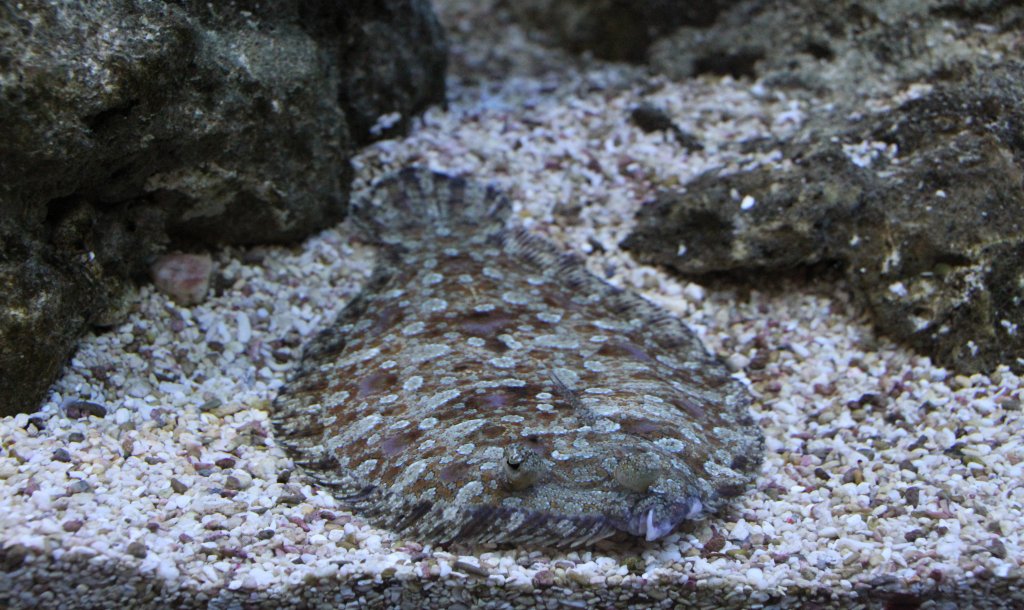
[366,492,706,548]
[618,496,704,542]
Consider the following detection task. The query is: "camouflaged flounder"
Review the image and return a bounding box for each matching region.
[272,169,763,548]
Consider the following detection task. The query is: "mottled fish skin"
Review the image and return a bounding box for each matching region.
[273,169,764,548]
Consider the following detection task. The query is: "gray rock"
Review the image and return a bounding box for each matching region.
[624,64,1024,375]
[0,0,446,415]
[650,0,1023,95]
[508,0,736,62]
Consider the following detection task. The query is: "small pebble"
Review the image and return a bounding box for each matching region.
[126,541,148,559]
[67,480,92,495]
[64,400,107,419]
[532,570,555,587]
[151,252,213,306]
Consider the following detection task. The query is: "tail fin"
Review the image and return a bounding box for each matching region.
[354,168,510,250]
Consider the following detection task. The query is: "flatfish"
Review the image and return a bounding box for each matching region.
[272,169,763,548]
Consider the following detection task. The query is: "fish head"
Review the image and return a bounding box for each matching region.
[433,428,715,546]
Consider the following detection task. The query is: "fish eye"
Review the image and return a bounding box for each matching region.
[614,452,660,493]
[501,443,546,490]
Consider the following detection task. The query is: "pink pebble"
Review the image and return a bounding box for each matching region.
[151,252,213,305]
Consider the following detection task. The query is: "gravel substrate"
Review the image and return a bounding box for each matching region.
[2,2,1022,608]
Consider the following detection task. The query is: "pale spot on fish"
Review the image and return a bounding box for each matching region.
[456,480,484,503]
[584,360,607,372]
[474,303,496,313]
[536,311,562,324]
[422,298,447,313]
[423,272,444,285]
[458,274,473,284]
[593,319,628,332]
[500,415,525,423]
[656,437,686,452]
[551,368,579,388]
[593,419,621,433]
[536,403,554,412]
[350,414,382,437]
[501,291,531,305]
[489,356,516,369]
[378,394,399,404]
[456,443,475,455]
[535,334,579,349]
[352,347,381,362]
[381,359,397,370]
[394,460,430,490]
[588,403,620,417]
[447,418,486,436]
[585,387,613,394]
[409,343,451,362]
[353,459,378,478]
[481,446,504,460]
[402,321,426,336]
[422,389,461,410]
[403,376,424,392]
[499,334,524,350]
[467,337,485,347]
[418,417,439,430]
[483,266,503,280]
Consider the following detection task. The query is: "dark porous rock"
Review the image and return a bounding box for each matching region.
[508,0,737,62]
[630,104,704,151]
[624,64,1024,375]
[299,1,448,144]
[649,0,1023,94]
[0,0,446,415]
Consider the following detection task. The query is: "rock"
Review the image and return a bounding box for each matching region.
[0,0,446,414]
[531,570,555,587]
[624,64,1024,375]
[508,0,735,62]
[126,540,148,559]
[151,253,213,306]
[0,544,28,573]
[302,1,448,144]
[64,400,109,420]
[630,104,703,151]
[67,480,94,495]
[649,0,1023,95]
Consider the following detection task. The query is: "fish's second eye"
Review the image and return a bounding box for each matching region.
[501,443,546,490]
[614,452,660,493]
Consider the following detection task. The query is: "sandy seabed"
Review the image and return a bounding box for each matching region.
[2,2,1022,608]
